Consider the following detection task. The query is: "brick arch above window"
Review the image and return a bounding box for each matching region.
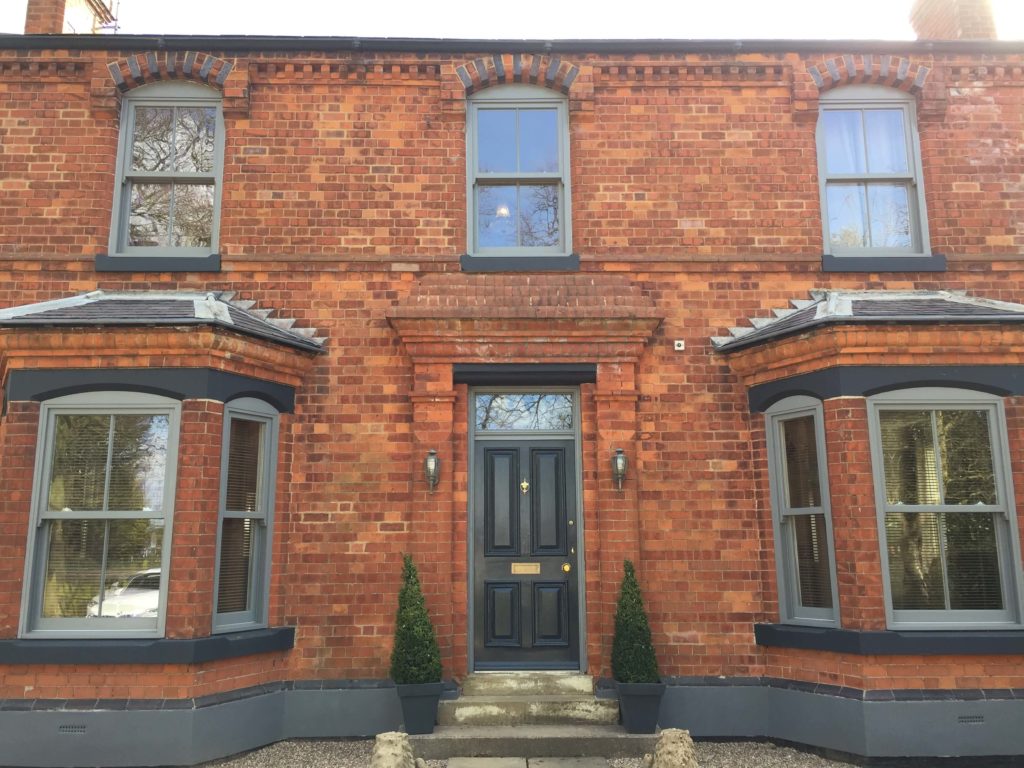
[455,54,581,96]
[101,51,250,116]
[808,54,931,95]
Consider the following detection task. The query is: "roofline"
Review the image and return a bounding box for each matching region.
[715,315,1024,353]
[3,34,1024,55]
[0,318,326,354]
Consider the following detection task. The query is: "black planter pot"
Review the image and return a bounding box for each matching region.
[395,681,444,735]
[617,680,665,734]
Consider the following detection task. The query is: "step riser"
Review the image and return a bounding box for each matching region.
[410,729,656,759]
[439,699,619,727]
[462,673,594,697]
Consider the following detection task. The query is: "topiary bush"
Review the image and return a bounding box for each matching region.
[389,554,442,685]
[611,559,660,684]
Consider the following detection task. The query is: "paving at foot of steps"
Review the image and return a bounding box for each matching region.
[449,761,607,768]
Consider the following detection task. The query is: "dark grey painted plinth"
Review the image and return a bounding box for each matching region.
[0,687,401,768]
[6,680,1024,766]
[661,683,1024,758]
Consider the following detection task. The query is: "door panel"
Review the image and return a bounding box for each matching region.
[473,439,579,669]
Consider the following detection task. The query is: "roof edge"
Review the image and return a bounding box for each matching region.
[3,34,1024,55]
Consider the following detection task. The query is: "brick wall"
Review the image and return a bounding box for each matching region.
[0,42,1023,699]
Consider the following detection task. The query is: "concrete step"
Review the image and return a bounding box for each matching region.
[462,672,595,697]
[411,725,657,759]
[448,760,609,767]
[439,694,619,726]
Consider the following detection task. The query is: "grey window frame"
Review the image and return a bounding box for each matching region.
[107,81,225,260]
[816,85,931,261]
[466,84,572,258]
[867,387,1024,629]
[765,396,841,627]
[19,392,181,639]
[212,398,278,633]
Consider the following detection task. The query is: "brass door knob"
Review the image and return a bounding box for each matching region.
[561,563,572,573]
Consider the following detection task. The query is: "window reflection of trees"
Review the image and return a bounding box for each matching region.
[476,394,573,431]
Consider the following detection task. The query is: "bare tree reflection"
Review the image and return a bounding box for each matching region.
[476,394,573,431]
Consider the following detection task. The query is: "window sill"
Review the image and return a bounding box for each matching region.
[460,253,580,272]
[822,253,946,273]
[755,623,1024,655]
[0,626,294,665]
[95,253,221,273]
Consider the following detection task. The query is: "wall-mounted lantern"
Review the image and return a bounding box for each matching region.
[424,449,440,491]
[611,448,628,490]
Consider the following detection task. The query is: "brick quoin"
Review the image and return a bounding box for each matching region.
[1,0,1024,761]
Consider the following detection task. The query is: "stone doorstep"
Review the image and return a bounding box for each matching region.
[461,672,596,697]
[448,760,609,768]
[438,694,619,726]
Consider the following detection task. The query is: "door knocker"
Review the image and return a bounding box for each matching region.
[520,478,530,494]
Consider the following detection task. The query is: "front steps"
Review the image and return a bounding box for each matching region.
[438,673,619,727]
[411,725,657,759]
[412,673,655,759]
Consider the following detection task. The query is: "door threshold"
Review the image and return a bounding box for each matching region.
[473,662,581,672]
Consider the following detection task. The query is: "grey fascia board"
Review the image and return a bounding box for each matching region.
[0,317,324,354]
[6,34,1024,55]
[715,315,1024,353]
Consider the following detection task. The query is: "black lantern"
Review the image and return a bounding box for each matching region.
[424,449,440,491]
[611,448,627,490]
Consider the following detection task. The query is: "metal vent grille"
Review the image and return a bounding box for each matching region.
[957,715,985,725]
[58,724,87,735]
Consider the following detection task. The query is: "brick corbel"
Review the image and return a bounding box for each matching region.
[90,51,251,117]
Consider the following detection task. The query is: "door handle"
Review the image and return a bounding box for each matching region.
[561,562,572,573]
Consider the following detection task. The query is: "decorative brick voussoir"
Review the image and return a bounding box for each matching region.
[102,51,250,115]
[455,53,580,95]
[808,54,931,94]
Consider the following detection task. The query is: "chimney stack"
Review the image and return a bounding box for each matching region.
[24,0,116,35]
[911,0,997,40]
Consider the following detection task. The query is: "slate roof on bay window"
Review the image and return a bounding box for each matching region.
[712,290,1024,352]
[0,290,326,353]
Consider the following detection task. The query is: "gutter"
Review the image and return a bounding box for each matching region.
[3,34,1024,55]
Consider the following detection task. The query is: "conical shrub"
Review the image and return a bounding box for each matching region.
[611,559,660,684]
[389,554,442,685]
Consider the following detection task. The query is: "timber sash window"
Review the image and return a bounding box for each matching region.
[468,85,571,257]
[22,393,180,638]
[109,82,224,260]
[817,85,930,261]
[868,389,1022,628]
[766,396,839,626]
[214,398,278,632]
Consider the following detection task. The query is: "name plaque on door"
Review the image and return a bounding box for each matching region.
[511,562,542,575]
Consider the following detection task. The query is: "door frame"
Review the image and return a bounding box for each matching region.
[467,386,587,672]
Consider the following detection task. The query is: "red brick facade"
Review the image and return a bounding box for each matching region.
[1,0,1024,759]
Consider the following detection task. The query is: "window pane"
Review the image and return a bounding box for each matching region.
[99,519,164,618]
[477,109,516,173]
[41,519,105,618]
[780,416,821,509]
[41,518,163,619]
[107,415,169,513]
[128,182,171,247]
[938,410,996,505]
[174,106,216,173]
[945,513,1003,610]
[793,514,833,609]
[867,184,911,249]
[477,185,517,248]
[520,185,560,247]
[886,511,1003,611]
[475,394,574,431]
[48,415,110,512]
[865,109,909,174]
[826,183,868,249]
[885,512,946,610]
[519,109,559,173]
[131,107,174,172]
[226,419,263,513]
[171,183,214,248]
[879,411,940,505]
[822,110,866,174]
[218,517,255,614]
